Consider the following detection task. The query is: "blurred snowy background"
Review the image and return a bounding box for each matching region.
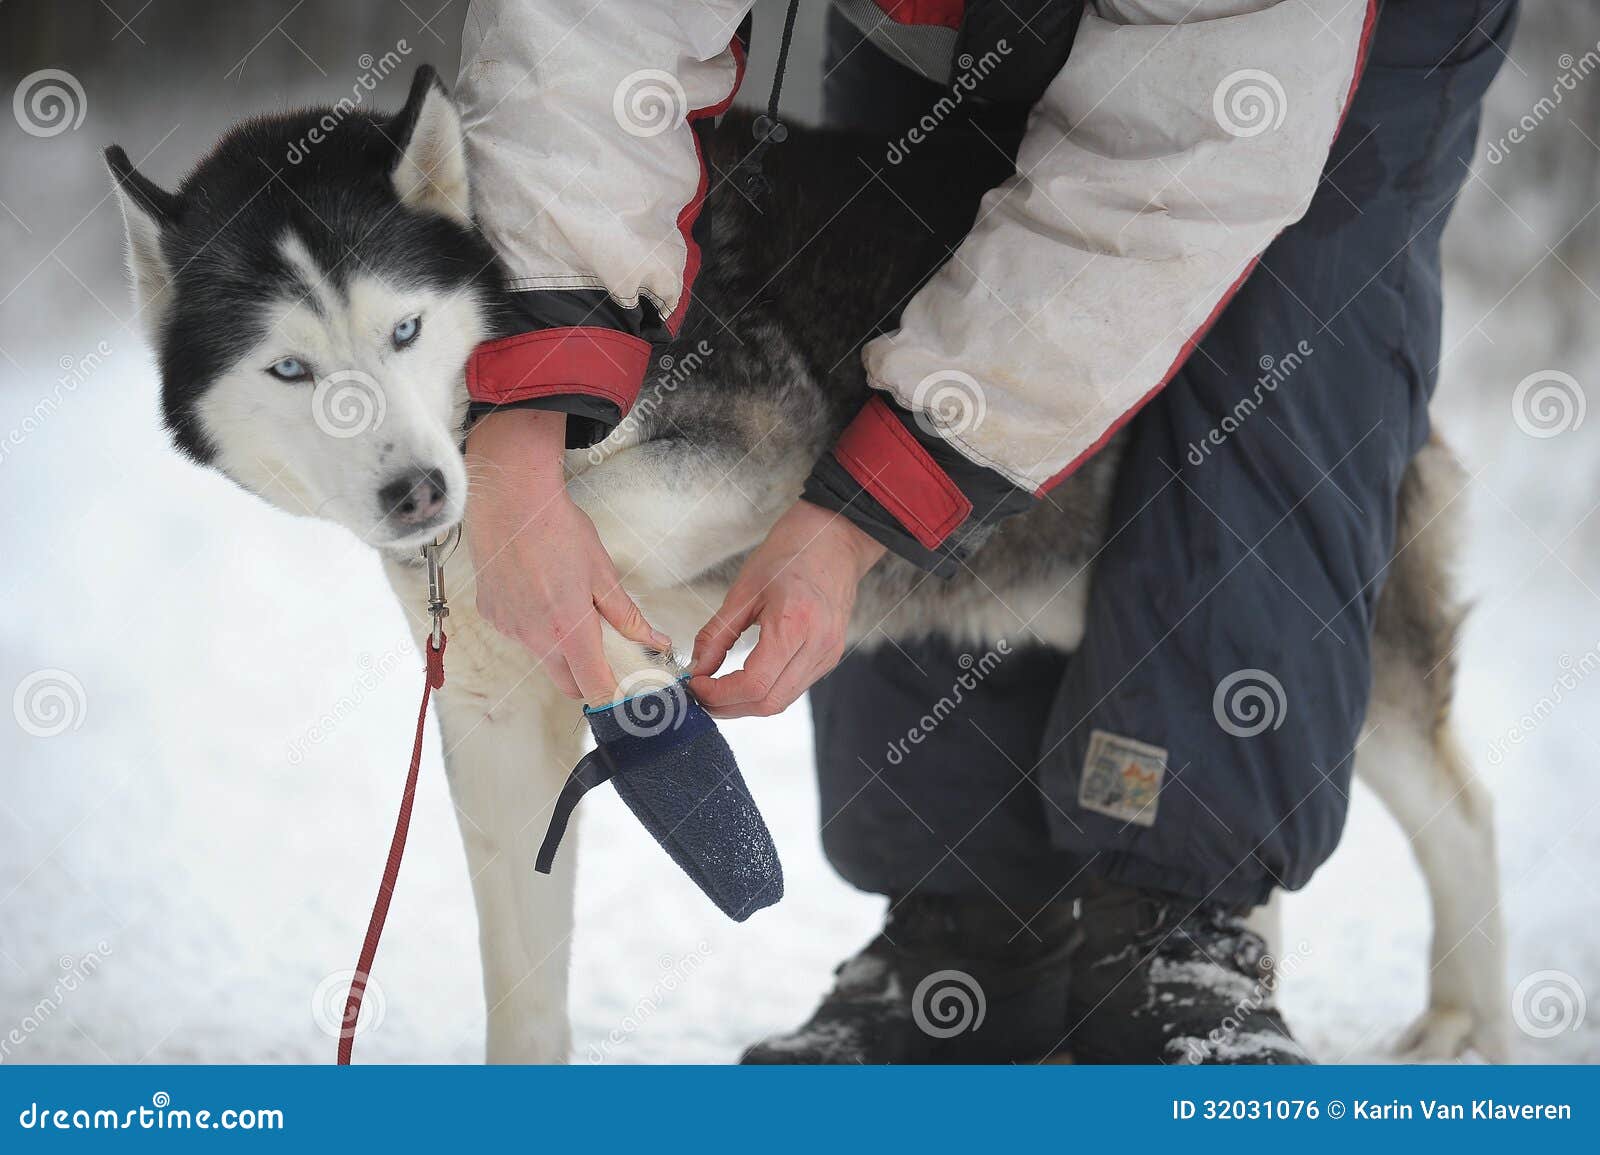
[1,1,1597,1063]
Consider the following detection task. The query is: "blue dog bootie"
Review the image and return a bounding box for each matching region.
[536,676,784,922]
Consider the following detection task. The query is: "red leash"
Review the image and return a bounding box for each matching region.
[337,633,445,1064]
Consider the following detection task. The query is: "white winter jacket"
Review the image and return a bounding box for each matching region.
[457,0,1375,572]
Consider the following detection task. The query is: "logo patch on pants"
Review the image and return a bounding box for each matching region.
[1079,730,1167,826]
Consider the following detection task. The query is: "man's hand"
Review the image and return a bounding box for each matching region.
[466,408,669,702]
[690,499,886,718]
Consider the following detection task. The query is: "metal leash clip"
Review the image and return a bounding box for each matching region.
[421,525,462,651]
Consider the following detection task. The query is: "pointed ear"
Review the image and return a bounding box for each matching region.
[105,145,182,333]
[390,65,471,224]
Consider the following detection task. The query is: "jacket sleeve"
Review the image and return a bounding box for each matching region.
[803,0,1378,575]
[456,0,751,447]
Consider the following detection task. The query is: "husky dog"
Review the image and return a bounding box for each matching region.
[107,68,1506,1063]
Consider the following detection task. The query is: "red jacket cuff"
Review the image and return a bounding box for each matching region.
[831,395,974,551]
[466,326,651,415]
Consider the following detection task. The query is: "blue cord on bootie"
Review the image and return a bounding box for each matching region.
[535,677,784,922]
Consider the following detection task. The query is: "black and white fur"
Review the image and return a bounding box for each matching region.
[108,67,1507,1063]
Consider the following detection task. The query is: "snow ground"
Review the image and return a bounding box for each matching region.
[1,331,1596,1065]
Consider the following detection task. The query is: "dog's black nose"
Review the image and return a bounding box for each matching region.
[379,468,448,527]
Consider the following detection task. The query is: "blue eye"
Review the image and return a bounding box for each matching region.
[267,357,310,382]
[392,315,421,348]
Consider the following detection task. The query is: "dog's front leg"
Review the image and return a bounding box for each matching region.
[433,670,585,1063]
[435,671,585,1068]
[386,551,586,1063]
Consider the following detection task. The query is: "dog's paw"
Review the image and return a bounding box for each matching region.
[486,1024,571,1065]
[1392,1005,1508,1063]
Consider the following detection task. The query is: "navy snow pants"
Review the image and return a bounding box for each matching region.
[811,0,1517,908]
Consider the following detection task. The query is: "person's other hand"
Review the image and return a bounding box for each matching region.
[466,408,669,701]
[689,499,885,718]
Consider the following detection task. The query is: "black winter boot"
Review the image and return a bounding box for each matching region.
[740,894,1081,1064]
[1063,881,1311,1064]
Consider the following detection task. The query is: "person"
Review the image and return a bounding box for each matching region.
[454,0,1516,1063]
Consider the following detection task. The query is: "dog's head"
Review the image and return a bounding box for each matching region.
[106,65,502,551]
